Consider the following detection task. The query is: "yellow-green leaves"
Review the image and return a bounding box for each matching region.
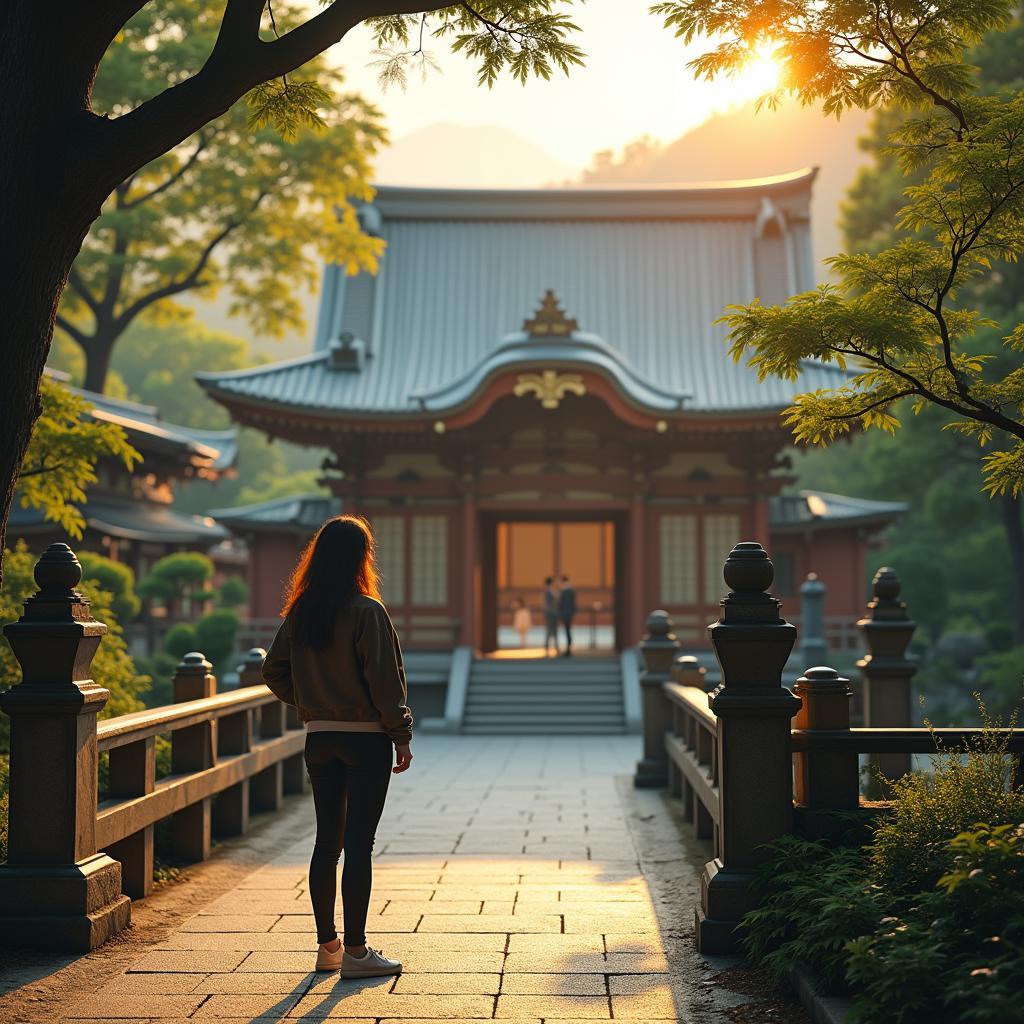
[17,378,140,539]
[245,79,331,139]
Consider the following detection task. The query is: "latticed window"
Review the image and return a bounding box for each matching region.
[410,515,448,607]
[703,513,741,604]
[659,514,697,604]
[370,515,405,605]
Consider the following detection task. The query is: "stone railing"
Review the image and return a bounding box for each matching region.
[0,544,304,952]
[635,541,1024,955]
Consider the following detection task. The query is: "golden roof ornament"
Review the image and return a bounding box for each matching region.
[523,290,579,337]
[513,370,586,410]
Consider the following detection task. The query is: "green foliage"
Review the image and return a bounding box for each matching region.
[79,551,141,624]
[872,706,1024,891]
[0,755,8,863]
[740,835,880,991]
[235,468,326,507]
[0,542,149,754]
[163,623,198,661]
[63,0,387,389]
[194,609,240,669]
[138,551,214,605]
[17,377,139,539]
[216,576,248,609]
[366,4,585,89]
[847,824,1024,1024]
[45,318,329,518]
[660,0,1024,496]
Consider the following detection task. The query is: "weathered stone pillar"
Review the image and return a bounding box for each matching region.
[696,542,800,954]
[171,652,216,862]
[633,610,678,788]
[673,653,707,689]
[793,667,858,811]
[0,543,131,951]
[799,573,828,668]
[858,567,916,787]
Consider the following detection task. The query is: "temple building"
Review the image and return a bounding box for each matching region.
[200,171,904,653]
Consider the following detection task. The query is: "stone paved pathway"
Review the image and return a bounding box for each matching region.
[65,736,715,1023]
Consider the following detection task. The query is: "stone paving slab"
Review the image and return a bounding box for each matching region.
[66,736,737,1022]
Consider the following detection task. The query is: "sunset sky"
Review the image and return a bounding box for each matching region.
[331,2,778,169]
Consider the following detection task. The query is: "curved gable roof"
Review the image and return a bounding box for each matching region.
[199,173,851,420]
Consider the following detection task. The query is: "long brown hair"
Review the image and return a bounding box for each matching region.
[281,515,381,649]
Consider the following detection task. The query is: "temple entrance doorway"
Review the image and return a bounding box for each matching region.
[479,512,626,655]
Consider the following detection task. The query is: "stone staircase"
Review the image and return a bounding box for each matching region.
[461,656,626,734]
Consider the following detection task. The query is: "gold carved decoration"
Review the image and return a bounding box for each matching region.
[523,290,579,337]
[513,370,587,410]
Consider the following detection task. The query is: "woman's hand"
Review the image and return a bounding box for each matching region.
[393,743,413,774]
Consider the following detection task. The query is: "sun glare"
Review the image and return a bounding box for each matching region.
[713,42,784,111]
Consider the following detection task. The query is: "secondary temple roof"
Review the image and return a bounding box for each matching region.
[197,172,852,422]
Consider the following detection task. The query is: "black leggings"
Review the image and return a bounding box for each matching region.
[304,731,393,946]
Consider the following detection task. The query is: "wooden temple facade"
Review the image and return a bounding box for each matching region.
[200,173,904,651]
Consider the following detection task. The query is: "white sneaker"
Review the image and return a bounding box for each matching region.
[342,946,402,978]
[315,941,343,972]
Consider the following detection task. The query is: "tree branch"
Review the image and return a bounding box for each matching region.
[121,133,207,210]
[93,1,451,196]
[66,267,102,319]
[55,314,87,347]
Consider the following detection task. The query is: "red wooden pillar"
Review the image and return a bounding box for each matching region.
[459,494,479,650]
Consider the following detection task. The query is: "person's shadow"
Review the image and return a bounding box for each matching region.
[244,972,393,1022]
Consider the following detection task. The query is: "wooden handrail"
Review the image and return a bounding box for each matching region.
[97,685,278,752]
[663,682,718,731]
[791,727,1024,754]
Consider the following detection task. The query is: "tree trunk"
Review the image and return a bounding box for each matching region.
[82,332,116,394]
[1000,492,1024,644]
[0,9,108,585]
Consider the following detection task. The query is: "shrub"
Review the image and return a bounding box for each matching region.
[78,550,141,623]
[871,704,1024,892]
[0,755,8,863]
[848,824,1024,1024]
[739,834,881,992]
[216,576,248,608]
[138,551,213,605]
[194,608,239,669]
[163,622,197,660]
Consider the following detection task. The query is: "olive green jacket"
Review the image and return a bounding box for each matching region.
[262,595,413,745]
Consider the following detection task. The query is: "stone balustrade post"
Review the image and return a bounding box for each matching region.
[673,653,707,689]
[237,647,266,689]
[799,573,828,668]
[793,667,859,811]
[696,542,800,954]
[0,543,131,950]
[858,567,916,788]
[171,652,216,862]
[633,610,679,788]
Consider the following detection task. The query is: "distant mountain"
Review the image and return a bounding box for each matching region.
[374,122,576,188]
[579,101,872,274]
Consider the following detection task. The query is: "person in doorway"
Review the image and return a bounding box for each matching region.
[263,515,413,978]
[543,576,560,656]
[558,573,577,657]
[512,596,532,648]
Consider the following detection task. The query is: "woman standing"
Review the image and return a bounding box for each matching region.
[262,515,413,977]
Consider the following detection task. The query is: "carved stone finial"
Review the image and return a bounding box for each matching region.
[872,566,901,603]
[176,651,213,675]
[644,609,673,639]
[33,543,83,594]
[722,542,774,595]
[523,290,579,337]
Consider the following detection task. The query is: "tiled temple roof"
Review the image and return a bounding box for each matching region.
[769,490,908,532]
[9,497,228,545]
[208,494,342,535]
[197,172,853,421]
